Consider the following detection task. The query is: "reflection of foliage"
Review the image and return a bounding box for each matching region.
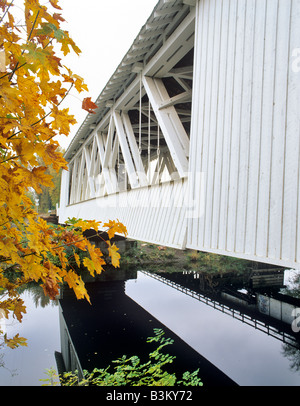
[121,242,253,275]
[37,156,63,214]
[282,344,300,372]
[281,272,300,299]
[0,353,18,379]
[18,284,58,309]
[41,329,203,387]
[187,251,252,274]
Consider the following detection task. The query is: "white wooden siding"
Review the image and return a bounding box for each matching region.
[187,0,300,268]
[59,177,188,249]
[59,0,300,269]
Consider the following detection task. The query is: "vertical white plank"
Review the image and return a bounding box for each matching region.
[255,0,278,258]
[163,181,182,244]
[131,188,146,237]
[268,0,291,260]
[281,0,300,263]
[59,169,70,210]
[187,0,202,248]
[202,0,217,249]
[147,183,161,241]
[192,0,208,249]
[234,0,256,254]
[193,0,210,249]
[219,0,237,251]
[156,182,174,243]
[69,159,77,204]
[226,0,246,253]
[76,153,85,202]
[211,0,230,250]
[244,0,266,256]
[173,180,188,247]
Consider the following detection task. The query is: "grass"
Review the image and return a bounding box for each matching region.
[119,241,254,274]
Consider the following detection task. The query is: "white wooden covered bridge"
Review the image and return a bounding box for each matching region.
[59,0,300,269]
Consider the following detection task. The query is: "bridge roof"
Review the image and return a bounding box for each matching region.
[64,0,194,161]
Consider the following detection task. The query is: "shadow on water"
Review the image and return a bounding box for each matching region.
[56,263,300,386]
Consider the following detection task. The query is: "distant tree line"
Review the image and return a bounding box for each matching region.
[26,149,63,214]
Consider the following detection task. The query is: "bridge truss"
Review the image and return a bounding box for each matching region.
[59,0,300,269]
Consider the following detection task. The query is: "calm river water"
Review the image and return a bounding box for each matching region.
[1,266,300,386]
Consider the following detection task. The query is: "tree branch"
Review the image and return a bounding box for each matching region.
[8,9,40,82]
[0,0,14,25]
[6,81,74,143]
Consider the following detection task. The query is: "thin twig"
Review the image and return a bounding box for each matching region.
[8,9,40,82]
[0,154,21,164]
[7,82,74,141]
[0,0,14,25]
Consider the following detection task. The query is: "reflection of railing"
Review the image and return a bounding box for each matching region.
[142,270,300,350]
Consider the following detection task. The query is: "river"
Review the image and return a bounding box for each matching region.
[0,265,300,386]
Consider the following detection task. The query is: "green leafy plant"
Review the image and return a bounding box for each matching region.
[41,329,203,387]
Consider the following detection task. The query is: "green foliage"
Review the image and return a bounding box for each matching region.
[41,329,203,387]
[37,159,63,213]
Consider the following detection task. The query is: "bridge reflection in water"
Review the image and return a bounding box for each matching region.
[56,266,300,386]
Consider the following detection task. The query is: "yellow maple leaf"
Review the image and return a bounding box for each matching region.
[73,219,101,232]
[22,255,44,282]
[103,219,128,239]
[107,241,121,268]
[50,107,76,136]
[74,252,81,268]
[4,333,27,349]
[83,257,95,274]
[74,276,90,303]
[64,270,90,303]
[43,142,68,172]
[16,166,54,194]
[84,241,106,276]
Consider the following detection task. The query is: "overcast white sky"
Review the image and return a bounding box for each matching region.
[56,0,159,150]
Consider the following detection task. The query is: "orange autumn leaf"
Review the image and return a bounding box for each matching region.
[82,97,98,114]
[42,275,60,300]
[12,299,27,323]
[53,13,65,22]
[49,0,62,10]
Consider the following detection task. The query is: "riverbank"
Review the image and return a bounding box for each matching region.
[119,241,268,274]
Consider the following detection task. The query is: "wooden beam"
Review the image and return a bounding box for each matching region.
[75,153,85,202]
[183,0,197,6]
[158,90,192,109]
[143,75,189,177]
[121,112,148,187]
[113,110,140,189]
[154,6,182,17]
[83,146,95,198]
[95,131,117,195]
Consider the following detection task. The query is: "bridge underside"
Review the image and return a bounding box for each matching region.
[60,0,300,270]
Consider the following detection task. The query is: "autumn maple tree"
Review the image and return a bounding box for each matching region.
[0,0,127,350]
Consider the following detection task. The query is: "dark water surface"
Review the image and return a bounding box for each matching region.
[1,266,300,386]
